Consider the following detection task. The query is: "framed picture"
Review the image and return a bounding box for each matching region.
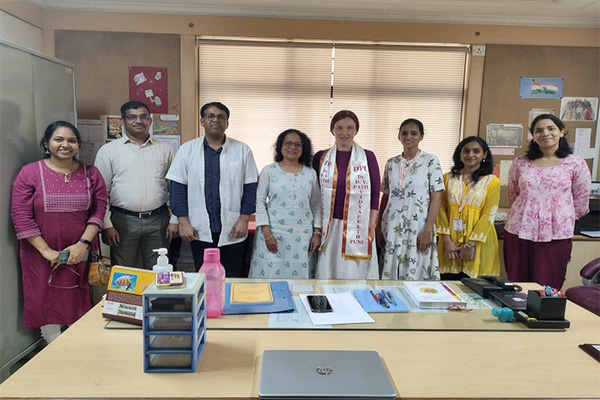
[102,115,123,141]
[486,124,523,148]
[560,97,598,122]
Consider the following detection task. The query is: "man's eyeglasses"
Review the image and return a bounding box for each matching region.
[48,266,81,289]
[203,114,228,122]
[123,114,151,122]
[283,141,303,149]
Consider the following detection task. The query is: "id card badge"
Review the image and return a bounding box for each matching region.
[393,198,404,212]
[453,218,463,231]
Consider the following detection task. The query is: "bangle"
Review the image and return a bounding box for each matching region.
[264,235,274,241]
[79,238,92,246]
[313,231,321,235]
[463,242,474,249]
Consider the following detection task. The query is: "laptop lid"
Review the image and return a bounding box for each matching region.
[258,350,397,399]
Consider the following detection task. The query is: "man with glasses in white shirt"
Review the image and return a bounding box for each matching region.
[167,102,258,277]
[95,101,178,269]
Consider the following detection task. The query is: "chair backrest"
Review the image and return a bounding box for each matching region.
[581,257,600,285]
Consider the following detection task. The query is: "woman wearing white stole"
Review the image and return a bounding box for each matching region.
[313,110,381,279]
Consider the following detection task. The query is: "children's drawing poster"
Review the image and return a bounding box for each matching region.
[128,66,168,113]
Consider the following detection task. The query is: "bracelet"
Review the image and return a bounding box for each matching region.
[463,242,474,249]
[264,235,274,241]
[79,238,92,246]
[313,231,321,235]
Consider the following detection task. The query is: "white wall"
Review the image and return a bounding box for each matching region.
[0,10,42,52]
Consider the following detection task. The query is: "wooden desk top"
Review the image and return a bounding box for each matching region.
[1,283,599,399]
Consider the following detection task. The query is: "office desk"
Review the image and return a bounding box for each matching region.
[1,281,599,399]
[208,280,554,332]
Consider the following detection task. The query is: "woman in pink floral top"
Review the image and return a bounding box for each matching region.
[504,114,591,289]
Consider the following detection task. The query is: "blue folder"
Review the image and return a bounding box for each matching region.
[353,289,409,313]
[223,281,295,314]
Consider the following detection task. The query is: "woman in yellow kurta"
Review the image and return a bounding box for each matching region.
[436,137,500,278]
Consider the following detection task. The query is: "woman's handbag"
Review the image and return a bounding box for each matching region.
[88,248,111,287]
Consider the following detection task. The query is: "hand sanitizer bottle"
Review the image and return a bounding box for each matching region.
[152,248,173,273]
[199,248,225,318]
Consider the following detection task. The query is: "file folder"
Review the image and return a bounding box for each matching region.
[223,281,295,314]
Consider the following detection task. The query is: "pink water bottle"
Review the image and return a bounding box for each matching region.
[199,248,225,318]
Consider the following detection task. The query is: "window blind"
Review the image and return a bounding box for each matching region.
[198,38,467,174]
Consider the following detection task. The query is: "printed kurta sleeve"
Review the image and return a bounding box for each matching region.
[254,167,271,227]
[468,176,500,242]
[87,166,108,228]
[309,169,322,228]
[436,174,451,236]
[507,159,520,206]
[572,158,591,219]
[429,156,445,193]
[11,166,42,240]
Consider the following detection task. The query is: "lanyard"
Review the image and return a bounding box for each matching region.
[398,151,419,194]
[457,173,474,214]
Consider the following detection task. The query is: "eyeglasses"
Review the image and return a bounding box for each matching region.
[204,114,228,122]
[283,141,303,149]
[123,114,151,122]
[48,266,81,289]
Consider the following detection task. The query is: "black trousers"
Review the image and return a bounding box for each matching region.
[189,233,248,277]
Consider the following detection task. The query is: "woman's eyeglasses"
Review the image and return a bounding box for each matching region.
[283,141,303,149]
[48,266,81,289]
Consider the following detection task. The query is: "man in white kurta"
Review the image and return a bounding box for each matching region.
[166,102,258,276]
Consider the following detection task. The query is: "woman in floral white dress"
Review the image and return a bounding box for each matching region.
[249,129,321,278]
[504,114,590,288]
[436,137,500,279]
[376,119,444,280]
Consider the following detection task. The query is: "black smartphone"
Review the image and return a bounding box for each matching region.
[58,250,89,264]
[307,295,333,313]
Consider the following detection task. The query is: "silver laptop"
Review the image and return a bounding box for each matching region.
[258,350,397,399]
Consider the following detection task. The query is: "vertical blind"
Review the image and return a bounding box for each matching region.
[198,38,467,174]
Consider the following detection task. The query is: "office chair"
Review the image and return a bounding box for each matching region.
[565,257,600,316]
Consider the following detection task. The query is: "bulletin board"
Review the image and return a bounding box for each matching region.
[479,45,600,207]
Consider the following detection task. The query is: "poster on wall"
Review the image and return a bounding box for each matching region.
[486,124,523,148]
[128,66,168,113]
[560,97,598,121]
[519,77,563,99]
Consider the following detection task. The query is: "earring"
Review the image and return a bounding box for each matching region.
[45,149,50,155]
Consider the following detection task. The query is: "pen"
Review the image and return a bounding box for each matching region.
[377,292,390,308]
[370,290,380,304]
[384,290,397,306]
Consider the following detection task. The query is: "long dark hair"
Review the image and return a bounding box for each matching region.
[526,114,571,160]
[274,129,313,167]
[450,136,493,184]
[40,121,81,159]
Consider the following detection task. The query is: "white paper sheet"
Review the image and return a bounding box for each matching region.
[300,293,374,325]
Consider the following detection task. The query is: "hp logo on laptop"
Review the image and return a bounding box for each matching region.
[315,366,333,375]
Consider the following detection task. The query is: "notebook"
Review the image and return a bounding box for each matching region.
[258,350,397,399]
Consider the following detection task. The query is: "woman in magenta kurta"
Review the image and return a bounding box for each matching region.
[504,114,590,289]
[12,121,107,343]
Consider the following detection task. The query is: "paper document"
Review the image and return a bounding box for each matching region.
[300,293,374,325]
[230,283,274,303]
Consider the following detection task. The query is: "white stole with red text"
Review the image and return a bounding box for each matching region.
[319,143,372,260]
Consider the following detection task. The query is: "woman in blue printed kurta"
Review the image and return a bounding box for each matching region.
[249,129,321,278]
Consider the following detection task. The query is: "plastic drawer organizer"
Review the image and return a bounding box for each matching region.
[143,273,206,373]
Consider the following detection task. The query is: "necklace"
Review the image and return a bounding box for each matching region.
[48,158,74,183]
